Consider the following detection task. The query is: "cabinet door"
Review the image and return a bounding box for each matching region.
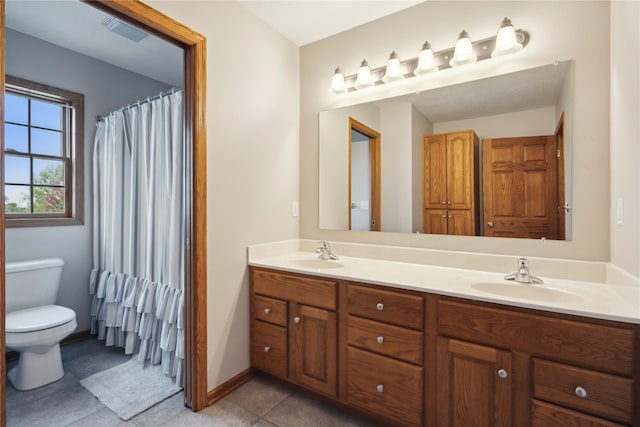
[446,131,474,210]
[423,208,448,234]
[437,337,511,427]
[423,134,448,209]
[291,304,337,397]
[447,209,474,236]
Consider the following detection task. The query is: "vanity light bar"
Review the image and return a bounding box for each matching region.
[331,19,529,94]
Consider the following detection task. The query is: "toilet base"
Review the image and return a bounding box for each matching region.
[8,343,64,391]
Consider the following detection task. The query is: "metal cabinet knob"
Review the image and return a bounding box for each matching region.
[264,346,271,353]
[264,308,271,315]
[376,303,384,311]
[575,386,587,398]
[376,336,384,344]
[293,316,301,324]
[442,201,446,205]
[487,221,495,228]
[497,369,508,379]
[442,215,447,219]
[376,384,384,393]
[447,201,451,205]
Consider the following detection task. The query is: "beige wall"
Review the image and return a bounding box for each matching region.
[144,1,300,390]
[301,1,610,261]
[610,1,640,277]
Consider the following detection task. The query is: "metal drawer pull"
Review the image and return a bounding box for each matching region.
[376,303,384,311]
[376,384,384,393]
[264,308,271,315]
[497,369,508,379]
[294,316,301,324]
[376,336,384,344]
[264,346,271,353]
[575,386,588,398]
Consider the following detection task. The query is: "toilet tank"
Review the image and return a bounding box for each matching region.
[5,258,64,313]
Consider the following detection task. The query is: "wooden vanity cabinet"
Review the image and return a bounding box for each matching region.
[250,268,338,397]
[436,298,637,427]
[251,267,639,427]
[423,130,479,236]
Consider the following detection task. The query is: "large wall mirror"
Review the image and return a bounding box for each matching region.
[319,60,574,240]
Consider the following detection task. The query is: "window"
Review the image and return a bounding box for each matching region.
[4,76,84,227]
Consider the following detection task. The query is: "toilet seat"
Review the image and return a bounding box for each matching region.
[6,305,76,333]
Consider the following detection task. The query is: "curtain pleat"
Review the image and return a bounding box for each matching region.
[90,90,185,387]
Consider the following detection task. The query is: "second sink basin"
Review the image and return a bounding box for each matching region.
[471,281,584,303]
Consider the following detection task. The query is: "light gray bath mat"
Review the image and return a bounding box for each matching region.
[80,357,182,420]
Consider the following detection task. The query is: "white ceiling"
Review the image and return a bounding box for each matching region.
[237,1,424,47]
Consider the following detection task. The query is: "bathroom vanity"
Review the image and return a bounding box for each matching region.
[249,248,639,427]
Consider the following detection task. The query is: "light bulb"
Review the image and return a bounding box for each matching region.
[449,30,477,67]
[413,41,438,75]
[354,59,374,90]
[382,51,404,83]
[331,67,346,93]
[492,17,523,57]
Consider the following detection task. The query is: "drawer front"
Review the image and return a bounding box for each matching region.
[348,283,424,330]
[251,320,287,378]
[532,359,633,424]
[253,269,337,310]
[348,315,423,365]
[347,347,423,427]
[438,300,634,376]
[254,295,287,326]
[532,400,627,427]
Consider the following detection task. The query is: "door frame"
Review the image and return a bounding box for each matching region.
[0,0,209,420]
[348,117,381,231]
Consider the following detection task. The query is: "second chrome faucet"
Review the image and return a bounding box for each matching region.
[316,241,339,260]
[504,258,543,284]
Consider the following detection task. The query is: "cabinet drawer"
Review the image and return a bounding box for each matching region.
[253,269,337,310]
[532,359,633,424]
[348,316,423,365]
[348,283,424,330]
[347,347,423,427]
[532,400,627,427]
[251,320,287,378]
[438,300,634,376]
[253,295,287,326]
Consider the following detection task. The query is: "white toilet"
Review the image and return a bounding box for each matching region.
[5,258,77,391]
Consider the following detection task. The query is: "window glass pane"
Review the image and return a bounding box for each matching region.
[31,100,63,130]
[5,94,28,124]
[33,159,64,185]
[5,185,31,213]
[5,123,28,153]
[33,186,65,213]
[5,155,31,184]
[31,128,63,156]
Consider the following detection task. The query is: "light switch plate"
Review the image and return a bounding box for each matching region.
[292,201,299,217]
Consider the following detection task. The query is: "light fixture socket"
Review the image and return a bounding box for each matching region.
[382,51,405,83]
[331,67,346,93]
[414,41,439,75]
[450,30,477,67]
[354,59,374,90]
[492,17,523,57]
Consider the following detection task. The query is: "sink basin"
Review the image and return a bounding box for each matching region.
[471,281,584,303]
[289,258,344,269]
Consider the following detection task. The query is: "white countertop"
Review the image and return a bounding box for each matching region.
[248,248,640,325]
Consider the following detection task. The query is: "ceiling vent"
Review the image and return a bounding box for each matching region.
[101,16,149,42]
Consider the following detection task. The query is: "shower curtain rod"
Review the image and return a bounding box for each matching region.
[95,87,183,122]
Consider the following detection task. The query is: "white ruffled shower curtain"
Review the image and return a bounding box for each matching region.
[89,90,185,386]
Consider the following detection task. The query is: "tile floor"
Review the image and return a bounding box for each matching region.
[6,339,383,426]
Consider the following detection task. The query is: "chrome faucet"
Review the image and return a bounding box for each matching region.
[316,241,339,260]
[504,258,543,284]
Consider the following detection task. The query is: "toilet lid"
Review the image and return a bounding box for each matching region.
[6,305,76,333]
